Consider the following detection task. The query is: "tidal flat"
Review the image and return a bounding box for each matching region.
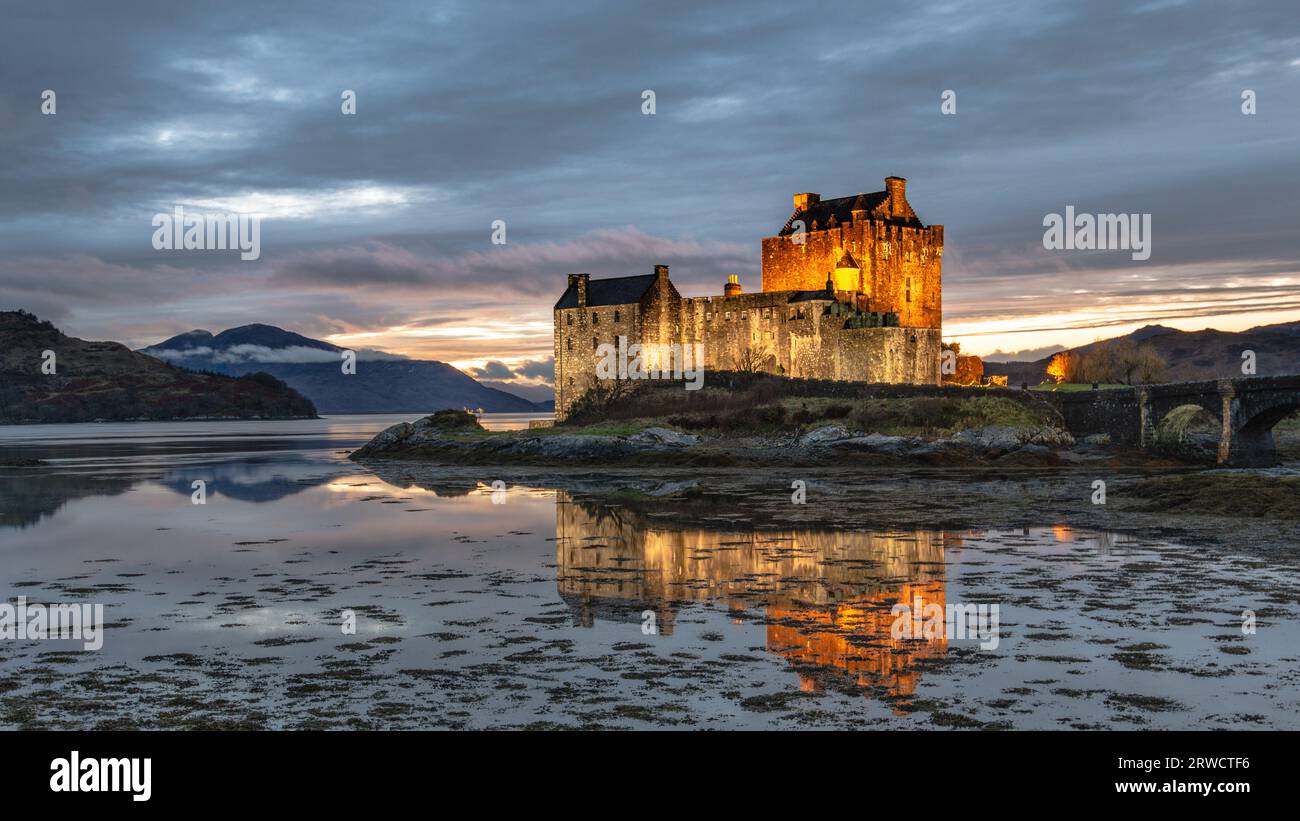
[1,416,1298,729]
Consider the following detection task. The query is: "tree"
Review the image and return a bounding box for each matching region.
[735,345,771,374]
[1046,352,1072,384]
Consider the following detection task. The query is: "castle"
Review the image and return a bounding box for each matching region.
[553,176,943,419]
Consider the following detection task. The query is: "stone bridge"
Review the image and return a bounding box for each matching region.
[1048,375,1300,467]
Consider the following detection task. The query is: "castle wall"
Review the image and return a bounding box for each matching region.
[557,290,943,419]
[682,293,941,384]
[554,300,641,418]
[760,222,943,329]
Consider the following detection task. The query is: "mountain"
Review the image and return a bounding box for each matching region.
[0,311,317,424]
[983,320,1300,385]
[140,323,549,414]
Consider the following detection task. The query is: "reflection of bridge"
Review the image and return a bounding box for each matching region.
[1051,375,1300,466]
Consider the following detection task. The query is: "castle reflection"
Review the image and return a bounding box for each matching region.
[556,492,953,700]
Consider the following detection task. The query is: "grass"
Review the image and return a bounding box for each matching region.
[641,394,1059,437]
[523,421,651,438]
[1029,382,1128,392]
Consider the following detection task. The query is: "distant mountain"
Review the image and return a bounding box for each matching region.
[155,323,340,355]
[0,311,317,424]
[983,320,1300,385]
[140,323,549,414]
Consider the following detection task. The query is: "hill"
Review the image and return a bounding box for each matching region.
[983,320,1300,385]
[140,323,548,414]
[0,311,317,424]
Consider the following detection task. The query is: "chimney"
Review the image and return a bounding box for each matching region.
[654,264,669,282]
[724,274,742,297]
[568,273,589,307]
[884,176,906,214]
[792,192,819,212]
[851,208,867,222]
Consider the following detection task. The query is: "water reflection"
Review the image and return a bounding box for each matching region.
[555,492,950,699]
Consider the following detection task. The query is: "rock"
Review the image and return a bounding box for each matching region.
[647,479,701,496]
[1021,425,1076,448]
[913,438,981,465]
[832,432,913,455]
[352,421,414,455]
[1080,433,1111,446]
[629,427,701,447]
[798,425,851,446]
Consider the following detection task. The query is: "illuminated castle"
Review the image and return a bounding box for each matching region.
[552,176,943,419]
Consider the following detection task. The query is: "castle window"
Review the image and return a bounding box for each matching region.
[706,312,712,321]
[592,312,599,324]
[592,336,598,350]
[741,311,747,319]
[613,310,620,322]
[906,277,912,303]
[566,338,572,351]
[567,314,573,326]
[725,311,732,320]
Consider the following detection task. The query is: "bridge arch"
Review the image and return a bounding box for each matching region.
[1224,389,1300,467]
[1153,403,1221,457]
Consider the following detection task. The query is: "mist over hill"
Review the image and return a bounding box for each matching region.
[0,311,316,424]
[140,323,550,414]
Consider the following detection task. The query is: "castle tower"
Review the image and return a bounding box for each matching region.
[760,175,942,329]
[833,250,860,293]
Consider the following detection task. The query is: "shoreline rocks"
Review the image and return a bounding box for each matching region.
[350,414,1096,467]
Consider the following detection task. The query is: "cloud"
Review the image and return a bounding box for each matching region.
[147,343,407,364]
[2,0,1300,363]
[469,356,554,385]
[981,345,1069,363]
[469,360,514,380]
[269,228,751,295]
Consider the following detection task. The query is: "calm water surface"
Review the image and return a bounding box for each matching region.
[1,415,1297,729]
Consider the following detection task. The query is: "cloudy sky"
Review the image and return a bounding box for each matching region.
[2,0,1298,392]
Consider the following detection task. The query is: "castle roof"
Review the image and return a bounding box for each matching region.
[779,191,923,236]
[836,250,859,269]
[554,274,657,310]
[788,289,836,303]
